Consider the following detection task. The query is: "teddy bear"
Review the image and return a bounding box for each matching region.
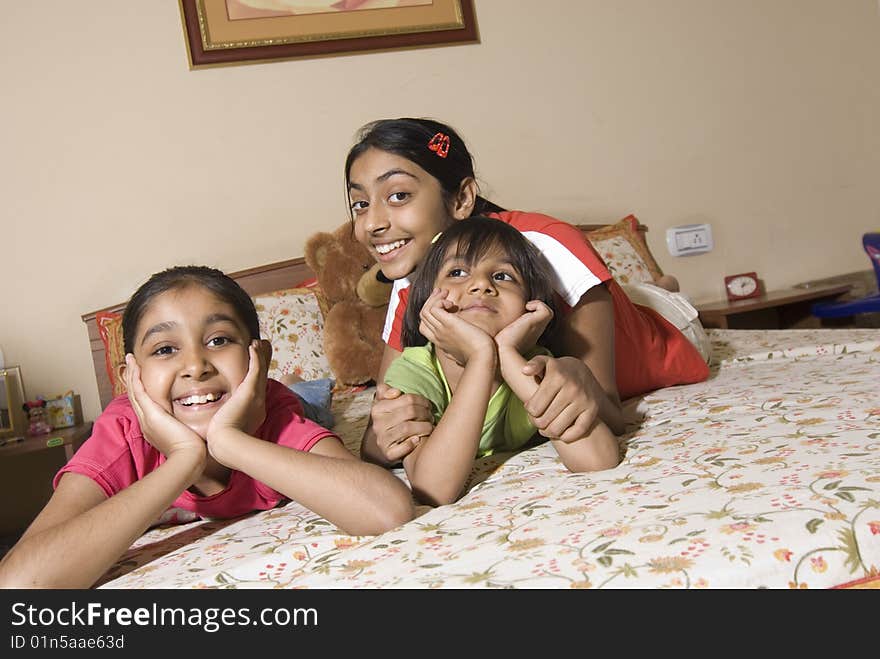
[304,222,393,387]
[23,399,53,435]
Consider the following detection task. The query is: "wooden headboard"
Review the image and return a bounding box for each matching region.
[82,223,645,410]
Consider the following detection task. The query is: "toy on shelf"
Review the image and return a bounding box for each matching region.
[22,399,53,435]
[46,390,83,429]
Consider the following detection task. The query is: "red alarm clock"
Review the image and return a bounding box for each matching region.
[724,272,761,301]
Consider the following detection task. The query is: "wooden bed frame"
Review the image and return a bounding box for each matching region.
[81,223,646,410]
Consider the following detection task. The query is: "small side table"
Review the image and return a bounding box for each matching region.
[0,422,92,536]
[696,283,853,330]
[0,423,93,460]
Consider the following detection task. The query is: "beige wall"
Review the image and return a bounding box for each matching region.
[2,0,879,423]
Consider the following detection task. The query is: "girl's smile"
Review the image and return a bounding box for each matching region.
[172,387,227,419]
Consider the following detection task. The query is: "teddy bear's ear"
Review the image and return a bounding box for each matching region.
[304,232,339,272]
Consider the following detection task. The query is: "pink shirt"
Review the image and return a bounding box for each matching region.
[55,379,336,520]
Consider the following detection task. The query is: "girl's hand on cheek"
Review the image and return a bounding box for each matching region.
[495,300,553,353]
[418,288,454,348]
[208,340,270,440]
[419,289,493,366]
[124,354,205,459]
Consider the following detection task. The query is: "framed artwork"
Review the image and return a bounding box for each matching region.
[179,0,478,69]
[0,366,26,439]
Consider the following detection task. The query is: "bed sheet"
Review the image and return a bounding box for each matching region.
[98,328,880,589]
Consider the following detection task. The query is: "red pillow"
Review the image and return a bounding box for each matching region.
[96,311,127,398]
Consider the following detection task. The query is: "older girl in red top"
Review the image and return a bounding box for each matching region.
[0,266,413,588]
[345,117,709,466]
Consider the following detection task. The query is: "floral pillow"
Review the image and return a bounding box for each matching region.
[253,287,332,382]
[585,215,664,285]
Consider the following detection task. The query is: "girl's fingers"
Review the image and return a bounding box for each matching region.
[126,354,165,413]
[525,299,550,314]
[124,355,146,412]
[229,342,260,404]
[420,312,441,340]
[557,410,595,443]
[522,354,549,377]
[383,438,417,462]
[246,342,259,381]
[534,398,577,438]
[423,298,445,319]
[374,383,400,400]
[423,288,443,309]
[423,289,453,316]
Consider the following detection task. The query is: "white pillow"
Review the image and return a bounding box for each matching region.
[621,282,712,364]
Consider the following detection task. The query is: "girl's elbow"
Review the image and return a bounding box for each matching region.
[562,454,620,474]
[559,440,621,474]
[410,480,460,507]
[342,499,414,536]
[373,484,416,533]
[407,461,464,507]
[377,498,415,533]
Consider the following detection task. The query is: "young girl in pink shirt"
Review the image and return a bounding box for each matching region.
[0,266,413,588]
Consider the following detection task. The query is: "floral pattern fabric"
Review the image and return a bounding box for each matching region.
[99,328,880,589]
[253,287,332,382]
[587,234,659,285]
[584,216,664,285]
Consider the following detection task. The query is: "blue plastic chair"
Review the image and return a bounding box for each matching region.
[811,232,880,318]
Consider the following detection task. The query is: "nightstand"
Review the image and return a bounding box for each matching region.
[696,283,852,329]
[0,422,92,536]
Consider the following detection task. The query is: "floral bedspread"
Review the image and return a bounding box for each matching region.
[98,329,880,589]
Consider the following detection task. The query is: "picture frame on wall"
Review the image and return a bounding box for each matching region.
[0,366,26,439]
[179,0,479,69]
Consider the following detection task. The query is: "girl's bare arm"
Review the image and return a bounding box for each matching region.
[397,290,500,505]
[401,349,496,506]
[206,340,413,535]
[207,431,414,535]
[522,285,626,438]
[499,344,619,473]
[0,449,205,589]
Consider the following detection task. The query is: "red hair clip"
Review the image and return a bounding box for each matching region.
[427,132,450,158]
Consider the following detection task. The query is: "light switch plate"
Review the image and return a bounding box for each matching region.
[666,223,713,256]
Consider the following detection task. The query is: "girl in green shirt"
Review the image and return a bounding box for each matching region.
[385,217,620,506]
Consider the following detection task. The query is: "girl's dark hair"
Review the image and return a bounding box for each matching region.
[344,117,505,217]
[402,216,559,348]
[122,265,260,354]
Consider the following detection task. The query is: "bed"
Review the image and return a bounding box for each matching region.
[81,221,880,589]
